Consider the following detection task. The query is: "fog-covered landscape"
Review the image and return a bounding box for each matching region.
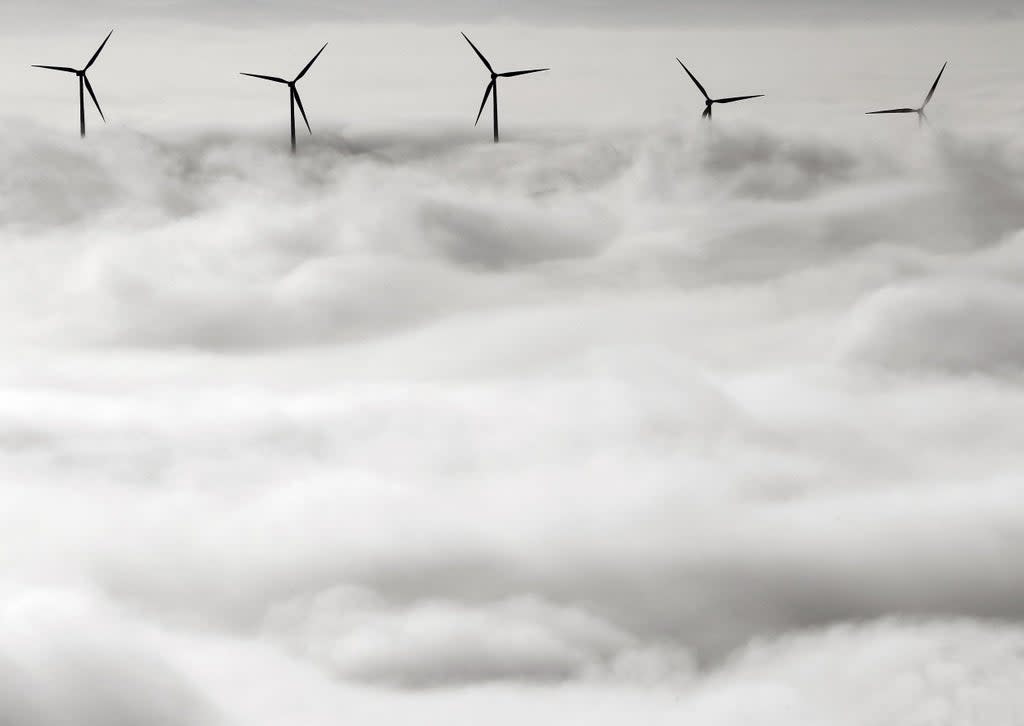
[2,6,1024,725]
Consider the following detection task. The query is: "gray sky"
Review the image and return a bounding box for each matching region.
[3,19,1022,137]
[2,0,1021,27]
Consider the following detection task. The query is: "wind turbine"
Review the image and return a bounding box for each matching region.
[676,58,764,120]
[866,62,947,126]
[32,30,113,138]
[462,33,548,143]
[241,43,328,153]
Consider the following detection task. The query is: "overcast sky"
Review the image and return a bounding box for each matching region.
[1,0,1021,27]
[0,17,1020,137]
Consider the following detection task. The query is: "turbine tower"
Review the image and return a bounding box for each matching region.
[241,43,328,153]
[676,58,764,120]
[32,30,113,138]
[866,62,947,126]
[462,33,548,143]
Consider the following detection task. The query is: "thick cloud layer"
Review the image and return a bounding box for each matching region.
[1,100,1024,723]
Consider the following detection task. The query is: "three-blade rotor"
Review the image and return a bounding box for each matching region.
[241,43,327,140]
[463,33,548,135]
[677,58,763,120]
[32,29,113,125]
[866,62,947,123]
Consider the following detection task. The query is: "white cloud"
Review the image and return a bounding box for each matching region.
[1,20,1024,724]
[264,587,694,686]
[0,587,216,726]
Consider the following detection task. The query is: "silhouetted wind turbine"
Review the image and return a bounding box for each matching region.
[32,30,113,138]
[241,43,327,153]
[462,33,548,143]
[676,58,764,121]
[866,62,947,126]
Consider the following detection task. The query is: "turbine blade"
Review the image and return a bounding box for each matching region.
[295,43,327,81]
[702,106,711,120]
[31,65,78,73]
[461,32,493,73]
[922,61,947,108]
[865,108,917,114]
[677,58,710,101]
[498,68,549,77]
[714,94,765,104]
[85,29,113,71]
[474,80,494,126]
[292,87,312,134]
[240,73,289,84]
[83,75,105,121]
